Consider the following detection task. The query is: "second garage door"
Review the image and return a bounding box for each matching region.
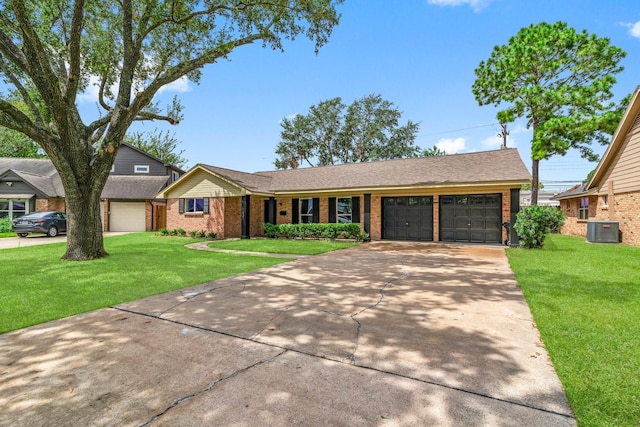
[110,202,146,232]
[382,196,433,241]
[439,194,502,243]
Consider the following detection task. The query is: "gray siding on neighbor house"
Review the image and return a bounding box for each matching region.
[111,145,170,177]
[0,179,44,198]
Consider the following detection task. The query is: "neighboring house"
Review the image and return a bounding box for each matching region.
[520,190,560,207]
[157,148,531,244]
[553,85,640,246]
[0,144,183,231]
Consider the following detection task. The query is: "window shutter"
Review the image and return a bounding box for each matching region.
[312,198,320,223]
[203,198,209,214]
[328,198,337,223]
[292,198,299,224]
[352,196,360,223]
[178,198,184,214]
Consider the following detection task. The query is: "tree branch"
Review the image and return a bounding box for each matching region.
[0,58,44,126]
[66,0,85,105]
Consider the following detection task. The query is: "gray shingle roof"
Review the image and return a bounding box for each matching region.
[199,164,273,193]
[249,148,531,193]
[0,158,170,200]
[102,175,170,200]
[0,158,64,197]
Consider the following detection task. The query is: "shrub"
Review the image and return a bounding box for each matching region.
[175,228,186,237]
[261,223,365,240]
[189,230,198,238]
[196,230,207,238]
[157,228,169,236]
[514,205,565,249]
[0,217,12,233]
[206,231,217,239]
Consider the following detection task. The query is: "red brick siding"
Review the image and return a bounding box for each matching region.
[611,191,640,246]
[559,196,598,238]
[224,197,242,238]
[250,198,265,236]
[166,197,229,237]
[276,199,292,225]
[35,198,66,212]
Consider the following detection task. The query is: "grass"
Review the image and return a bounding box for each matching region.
[0,233,296,334]
[208,238,360,255]
[0,232,16,238]
[507,234,640,427]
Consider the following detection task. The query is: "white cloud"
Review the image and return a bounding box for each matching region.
[427,0,491,12]
[436,137,466,153]
[157,76,191,94]
[630,21,640,38]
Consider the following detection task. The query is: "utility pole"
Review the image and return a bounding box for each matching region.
[497,123,509,149]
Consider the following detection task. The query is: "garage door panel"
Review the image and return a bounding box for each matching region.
[110,202,145,232]
[382,196,433,242]
[440,194,502,244]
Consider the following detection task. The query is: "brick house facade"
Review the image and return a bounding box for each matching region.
[554,85,640,246]
[158,149,530,245]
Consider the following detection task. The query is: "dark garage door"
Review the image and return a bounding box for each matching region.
[440,194,502,243]
[382,196,433,241]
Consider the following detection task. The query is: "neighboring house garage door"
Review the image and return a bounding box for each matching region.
[110,202,145,232]
[440,194,502,243]
[382,196,433,241]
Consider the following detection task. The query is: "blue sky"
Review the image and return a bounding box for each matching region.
[125,0,640,191]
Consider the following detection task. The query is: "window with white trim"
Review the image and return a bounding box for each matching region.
[579,197,589,220]
[134,165,149,173]
[337,197,352,223]
[0,199,29,218]
[187,198,205,213]
[601,195,608,207]
[299,198,314,223]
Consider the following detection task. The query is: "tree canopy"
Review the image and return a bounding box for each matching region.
[419,145,447,157]
[472,21,626,205]
[0,0,343,260]
[0,127,43,157]
[274,94,420,169]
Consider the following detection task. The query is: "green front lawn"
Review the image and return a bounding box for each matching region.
[507,234,640,427]
[0,233,295,333]
[208,238,360,255]
[0,232,16,238]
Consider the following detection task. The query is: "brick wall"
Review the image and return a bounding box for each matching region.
[224,197,242,238]
[276,198,292,225]
[250,198,265,236]
[559,196,598,238]
[35,198,66,212]
[612,191,640,246]
[166,197,228,237]
[369,195,382,240]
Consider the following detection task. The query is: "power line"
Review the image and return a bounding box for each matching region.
[418,122,499,137]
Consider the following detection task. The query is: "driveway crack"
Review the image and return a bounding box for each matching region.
[137,349,288,426]
[344,269,410,365]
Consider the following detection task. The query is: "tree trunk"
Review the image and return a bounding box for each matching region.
[62,189,108,260]
[531,158,539,206]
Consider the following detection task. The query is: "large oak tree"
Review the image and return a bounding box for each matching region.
[274,94,420,169]
[472,21,626,205]
[0,0,342,260]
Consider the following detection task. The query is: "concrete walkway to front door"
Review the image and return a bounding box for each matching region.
[0,242,575,426]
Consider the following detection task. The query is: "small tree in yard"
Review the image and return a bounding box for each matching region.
[472,21,626,206]
[514,205,566,249]
[0,0,342,260]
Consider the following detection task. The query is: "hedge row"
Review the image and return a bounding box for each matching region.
[263,223,367,240]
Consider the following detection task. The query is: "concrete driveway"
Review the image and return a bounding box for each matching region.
[0,232,132,249]
[0,242,576,426]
